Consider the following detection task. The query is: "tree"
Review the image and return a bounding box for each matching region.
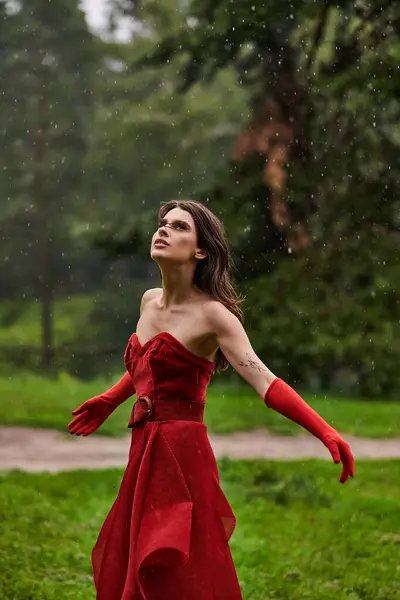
[0,0,99,366]
[133,0,400,260]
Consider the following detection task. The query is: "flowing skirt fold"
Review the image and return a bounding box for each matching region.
[92,421,243,600]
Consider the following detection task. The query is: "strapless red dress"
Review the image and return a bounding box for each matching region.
[91,332,243,600]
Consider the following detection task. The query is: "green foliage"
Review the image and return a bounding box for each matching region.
[0,0,97,208]
[198,156,294,278]
[1,460,400,599]
[0,296,125,377]
[0,297,94,346]
[243,231,400,397]
[0,0,101,368]
[83,42,249,237]
[135,0,400,100]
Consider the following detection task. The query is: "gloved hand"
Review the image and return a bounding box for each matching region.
[68,372,135,436]
[264,378,355,483]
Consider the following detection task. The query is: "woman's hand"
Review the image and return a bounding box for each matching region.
[68,372,136,437]
[68,396,113,436]
[322,432,355,484]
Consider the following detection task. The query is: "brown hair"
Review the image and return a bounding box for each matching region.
[158,199,245,372]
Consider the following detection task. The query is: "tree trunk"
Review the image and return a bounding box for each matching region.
[33,94,54,369]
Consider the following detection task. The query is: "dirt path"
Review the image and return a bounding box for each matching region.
[1,426,400,472]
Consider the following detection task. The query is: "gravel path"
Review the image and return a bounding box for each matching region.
[1,426,400,473]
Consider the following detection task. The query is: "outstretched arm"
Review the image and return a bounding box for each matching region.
[68,288,160,436]
[205,302,355,483]
[68,372,135,436]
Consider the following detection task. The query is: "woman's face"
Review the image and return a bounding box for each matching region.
[150,207,205,264]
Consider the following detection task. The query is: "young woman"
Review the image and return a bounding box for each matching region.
[69,199,354,600]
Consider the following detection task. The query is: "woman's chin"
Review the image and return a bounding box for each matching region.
[151,249,171,261]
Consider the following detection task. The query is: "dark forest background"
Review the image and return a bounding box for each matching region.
[1,0,399,397]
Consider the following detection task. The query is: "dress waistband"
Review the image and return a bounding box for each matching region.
[128,395,205,427]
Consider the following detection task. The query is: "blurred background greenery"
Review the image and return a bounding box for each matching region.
[1,0,399,397]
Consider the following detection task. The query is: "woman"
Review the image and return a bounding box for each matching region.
[69,199,354,600]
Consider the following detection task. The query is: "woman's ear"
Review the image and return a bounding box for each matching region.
[195,248,207,260]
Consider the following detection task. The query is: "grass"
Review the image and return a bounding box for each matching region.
[1,460,399,599]
[1,372,400,438]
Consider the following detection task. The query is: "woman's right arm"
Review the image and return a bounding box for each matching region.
[68,288,160,436]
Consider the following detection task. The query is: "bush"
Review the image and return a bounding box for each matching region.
[243,233,400,397]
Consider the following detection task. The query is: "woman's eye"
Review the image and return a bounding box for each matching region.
[158,222,184,229]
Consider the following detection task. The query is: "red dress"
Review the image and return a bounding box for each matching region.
[91,332,243,600]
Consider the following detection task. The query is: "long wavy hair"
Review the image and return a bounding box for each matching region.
[158,200,245,373]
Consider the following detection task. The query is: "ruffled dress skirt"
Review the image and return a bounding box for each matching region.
[91,420,243,600]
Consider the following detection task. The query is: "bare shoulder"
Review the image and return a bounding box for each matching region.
[140,288,162,315]
[202,299,241,336]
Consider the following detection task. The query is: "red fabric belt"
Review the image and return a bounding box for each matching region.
[128,395,205,427]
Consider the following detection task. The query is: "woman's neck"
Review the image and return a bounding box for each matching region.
[157,274,199,309]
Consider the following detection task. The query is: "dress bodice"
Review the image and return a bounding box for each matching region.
[124,332,214,404]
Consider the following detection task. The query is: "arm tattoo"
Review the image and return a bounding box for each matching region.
[238,353,267,372]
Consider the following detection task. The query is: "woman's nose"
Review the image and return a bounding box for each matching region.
[158,224,170,234]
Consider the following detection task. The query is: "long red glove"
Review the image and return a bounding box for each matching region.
[68,372,135,437]
[264,378,355,483]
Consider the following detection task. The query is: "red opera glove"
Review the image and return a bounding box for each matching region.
[68,372,135,436]
[264,378,355,483]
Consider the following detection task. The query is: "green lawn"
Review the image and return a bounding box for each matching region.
[1,460,399,599]
[1,372,400,438]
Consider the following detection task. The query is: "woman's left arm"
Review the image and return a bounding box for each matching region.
[205,302,355,483]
